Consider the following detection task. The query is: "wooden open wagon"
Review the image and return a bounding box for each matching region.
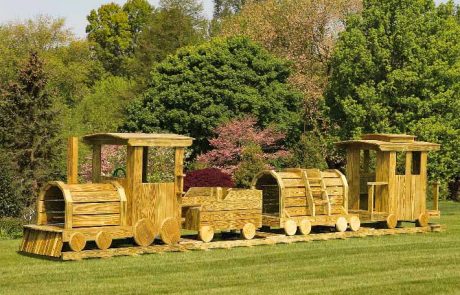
[182,187,262,242]
[252,168,360,236]
[336,134,440,228]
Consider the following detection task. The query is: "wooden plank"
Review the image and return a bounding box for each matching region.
[175,147,185,199]
[67,137,79,185]
[72,214,120,227]
[346,147,360,210]
[92,144,101,183]
[72,202,120,215]
[67,183,116,192]
[284,197,307,207]
[199,210,260,222]
[284,187,306,197]
[202,200,261,211]
[322,177,344,187]
[277,171,301,179]
[200,218,262,230]
[285,207,309,216]
[283,178,305,187]
[70,191,120,202]
[62,226,133,242]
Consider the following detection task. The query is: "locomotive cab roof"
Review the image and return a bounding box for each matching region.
[82,132,193,147]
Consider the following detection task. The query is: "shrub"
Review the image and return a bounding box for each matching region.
[0,152,23,218]
[184,168,234,191]
[0,217,23,239]
[233,144,268,188]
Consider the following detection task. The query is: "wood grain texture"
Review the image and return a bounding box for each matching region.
[92,144,102,183]
[95,231,112,250]
[69,232,86,252]
[198,226,214,242]
[241,223,256,240]
[67,137,79,185]
[133,218,157,247]
[160,217,180,245]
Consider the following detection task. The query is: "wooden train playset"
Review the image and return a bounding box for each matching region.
[19,133,442,260]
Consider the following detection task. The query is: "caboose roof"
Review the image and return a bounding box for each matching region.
[82,133,193,147]
[336,134,440,152]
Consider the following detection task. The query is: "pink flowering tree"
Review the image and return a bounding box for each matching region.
[196,116,290,175]
[80,145,127,181]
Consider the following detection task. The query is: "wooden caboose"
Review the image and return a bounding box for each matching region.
[337,134,440,228]
[20,133,193,257]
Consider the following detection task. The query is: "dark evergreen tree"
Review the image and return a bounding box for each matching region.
[0,52,61,208]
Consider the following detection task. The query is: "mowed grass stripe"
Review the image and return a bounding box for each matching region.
[0,201,459,294]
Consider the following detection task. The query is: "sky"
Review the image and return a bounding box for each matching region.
[0,0,458,38]
[0,0,214,38]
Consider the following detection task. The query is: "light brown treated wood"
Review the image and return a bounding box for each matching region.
[92,144,101,183]
[241,223,256,240]
[199,226,214,242]
[62,226,132,242]
[82,133,194,147]
[432,181,440,211]
[386,214,397,229]
[346,148,361,210]
[20,227,63,257]
[416,212,429,227]
[72,214,120,227]
[284,219,297,236]
[160,217,181,245]
[133,218,156,247]
[69,232,86,252]
[95,231,112,250]
[349,216,361,232]
[298,218,311,235]
[67,137,79,185]
[335,216,348,232]
[61,225,442,261]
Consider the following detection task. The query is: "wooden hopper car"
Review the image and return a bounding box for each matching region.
[252,168,361,235]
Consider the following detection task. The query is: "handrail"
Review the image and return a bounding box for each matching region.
[367,182,388,219]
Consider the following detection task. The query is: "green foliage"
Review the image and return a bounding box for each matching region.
[0,52,61,207]
[0,153,22,218]
[123,36,303,155]
[287,132,327,170]
[0,217,23,240]
[213,0,246,18]
[86,0,153,75]
[326,0,460,196]
[233,144,267,188]
[76,76,135,133]
[130,7,205,86]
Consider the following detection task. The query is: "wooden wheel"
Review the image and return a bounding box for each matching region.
[298,218,312,235]
[416,212,429,227]
[386,214,398,229]
[160,218,181,245]
[69,232,86,252]
[284,219,297,236]
[349,216,361,232]
[134,218,157,247]
[335,217,348,232]
[95,231,112,250]
[241,223,256,240]
[199,226,214,242]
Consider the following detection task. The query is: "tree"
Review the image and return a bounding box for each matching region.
[76,76,135,133]
[196,116,289,175]
[0,153,22,218]
[325,0,460,198]
[0,52,61,207]
[130,7,205,86]
[213,0,247,18]
[86,0,153,75]
[233,144,267,188]
[220,0,362,130]
[123,37,303,155]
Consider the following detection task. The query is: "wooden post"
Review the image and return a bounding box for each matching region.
[142,147,149,183]
[67,137,79,184]
[433,181,440,211]
[175,148,185,197]
[346,147,360,210]
[92,144,102,183]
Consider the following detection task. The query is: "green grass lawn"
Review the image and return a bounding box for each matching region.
[1,201,460,295]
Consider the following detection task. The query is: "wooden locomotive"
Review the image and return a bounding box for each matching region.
[21,133,193,257]
[19,132,441,259]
